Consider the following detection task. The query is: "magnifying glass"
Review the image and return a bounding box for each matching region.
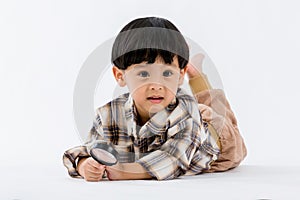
[89,142,119,166]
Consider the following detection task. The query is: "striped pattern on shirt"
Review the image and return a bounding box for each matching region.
[63,88,220,180]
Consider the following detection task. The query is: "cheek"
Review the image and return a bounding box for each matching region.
[163,80,180,95]
[165,90,176,101]
[129,85,146,99]
[126,82,141,95]
[125,76,148,94]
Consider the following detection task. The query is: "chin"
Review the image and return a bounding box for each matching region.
[148,104,165,114]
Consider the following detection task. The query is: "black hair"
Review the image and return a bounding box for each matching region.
[111,17,189,70]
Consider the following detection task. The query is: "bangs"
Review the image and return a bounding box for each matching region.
[115,48,181,69]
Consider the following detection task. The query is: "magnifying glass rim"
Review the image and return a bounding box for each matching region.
[90,142,119,166]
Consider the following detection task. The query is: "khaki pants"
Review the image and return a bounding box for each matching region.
[195,89,247,172]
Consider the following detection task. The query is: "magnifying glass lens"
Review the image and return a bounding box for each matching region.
[89,142,119,166]
[90,148,117,164]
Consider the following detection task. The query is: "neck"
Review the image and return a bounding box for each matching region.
[136,112,149,126]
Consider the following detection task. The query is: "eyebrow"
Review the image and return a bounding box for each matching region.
[134,63,178,69]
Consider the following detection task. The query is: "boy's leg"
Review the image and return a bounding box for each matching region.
[195,89,247,172]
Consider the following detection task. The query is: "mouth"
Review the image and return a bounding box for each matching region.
[147,96,164,104]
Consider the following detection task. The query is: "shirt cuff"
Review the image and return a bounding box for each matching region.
[62,146,90,178]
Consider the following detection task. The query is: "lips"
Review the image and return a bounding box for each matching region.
[147,96,164,104]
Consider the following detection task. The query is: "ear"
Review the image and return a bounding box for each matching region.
[112,66,126,87]
[178,66,188,85]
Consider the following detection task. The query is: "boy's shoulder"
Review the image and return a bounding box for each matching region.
[93,93,130,125]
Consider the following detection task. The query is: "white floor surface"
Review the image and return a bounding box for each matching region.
[1,164,299,200]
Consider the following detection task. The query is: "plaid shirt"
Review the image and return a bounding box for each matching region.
[63,88,220,180]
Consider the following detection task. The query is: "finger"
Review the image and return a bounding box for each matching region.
[85,177,102,182]
[87,158,106,169]
[85,172,104,182]
[87,174,103,180]
[86,165,105,174]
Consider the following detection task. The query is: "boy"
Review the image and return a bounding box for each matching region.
[63,17,247,181]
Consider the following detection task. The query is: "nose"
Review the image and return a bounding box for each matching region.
[149,83,163,90]
[148,73,164,90]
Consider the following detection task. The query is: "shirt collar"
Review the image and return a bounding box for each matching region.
[124,88,200,138]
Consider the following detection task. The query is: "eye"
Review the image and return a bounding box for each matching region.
[163,70,173,77]
[138,71,150,77]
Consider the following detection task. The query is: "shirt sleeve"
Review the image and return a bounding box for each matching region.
[136,118,214,180]
[62,111,105,178]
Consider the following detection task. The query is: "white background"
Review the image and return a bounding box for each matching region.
[1,0,300,171]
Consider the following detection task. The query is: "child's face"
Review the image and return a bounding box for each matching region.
[113,56,187,121]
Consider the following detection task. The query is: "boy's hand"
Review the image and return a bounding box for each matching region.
[187,53,205,79]
[77,157,106,182]
[105,163,125,180]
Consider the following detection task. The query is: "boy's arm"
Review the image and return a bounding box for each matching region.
[63,111,105,178]
[105,162,152,180]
